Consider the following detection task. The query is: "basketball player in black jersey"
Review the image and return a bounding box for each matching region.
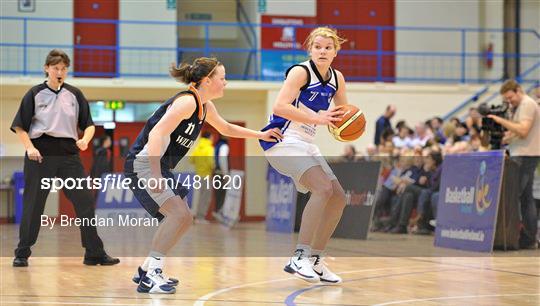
[125,57,282,294]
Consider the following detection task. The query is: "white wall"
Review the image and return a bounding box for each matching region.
[0,0,177,77]
[478,0,505,81]
[265,0,316,17]
[520,0,540,81]
[119,0,176,76]
[395,0,509,82]
[395,0,538,82]
[0,0,73,74]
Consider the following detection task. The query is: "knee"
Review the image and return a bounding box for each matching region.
[179,209,193,226]
[312,181,334,200]
[168,206,192,226]
[404,191,414,202]
[332,189,347,210]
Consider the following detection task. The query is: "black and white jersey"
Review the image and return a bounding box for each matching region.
[10,81,93,140]
[125,90,206,171]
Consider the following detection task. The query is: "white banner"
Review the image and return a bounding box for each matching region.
[215,170,245,228]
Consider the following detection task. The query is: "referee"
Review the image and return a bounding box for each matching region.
[10,49,119,267]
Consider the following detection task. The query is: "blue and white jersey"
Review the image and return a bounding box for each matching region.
[260,60,338,150]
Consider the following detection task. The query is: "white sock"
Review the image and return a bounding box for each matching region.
[295,244,312,258]
[312,249,324,257]
[141,257,151,271]
[148,251,165,273]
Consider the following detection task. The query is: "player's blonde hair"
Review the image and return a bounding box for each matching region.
[304,27,347,52]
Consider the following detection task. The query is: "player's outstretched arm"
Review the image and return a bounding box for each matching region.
[205,101,283,142]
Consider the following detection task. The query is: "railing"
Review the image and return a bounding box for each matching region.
[443,59,540,121]
[1,16,539,83]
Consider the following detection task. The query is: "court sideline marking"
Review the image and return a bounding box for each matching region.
[193,264,434,306]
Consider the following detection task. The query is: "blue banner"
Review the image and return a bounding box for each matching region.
[261,51,308,81]
[434,151,505,252]
[265,165,297,233]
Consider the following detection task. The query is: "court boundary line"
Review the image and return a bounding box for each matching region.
[283,255,539,305]
[325,246,540,277]
[372,293,540,306]
[284,268,462,306]
[192,264,434,306]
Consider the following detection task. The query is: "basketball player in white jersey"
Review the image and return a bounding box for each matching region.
[260,27,351,284]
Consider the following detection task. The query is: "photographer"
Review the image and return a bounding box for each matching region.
[488,80,540,249]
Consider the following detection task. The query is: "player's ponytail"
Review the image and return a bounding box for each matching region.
[170,57,221,88]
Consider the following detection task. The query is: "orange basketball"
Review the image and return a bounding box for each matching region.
[328,104,366,142]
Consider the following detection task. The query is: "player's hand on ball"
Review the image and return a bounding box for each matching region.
[260,128,283,142]
[315,107,345,127]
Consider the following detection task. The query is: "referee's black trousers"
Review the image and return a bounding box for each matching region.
[15,155,105,258]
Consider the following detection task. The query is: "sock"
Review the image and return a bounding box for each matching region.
[148,251,165,273]
[141,257,151,271]
[311,249,324,257]
[295,244,312,258]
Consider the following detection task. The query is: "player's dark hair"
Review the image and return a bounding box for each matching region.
[170,57,221,88]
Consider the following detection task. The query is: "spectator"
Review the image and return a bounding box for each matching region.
[388,152,432,234]
[430,117,446,144]
[213,134,230,214]
[363,143,378,161]
[91,135,112,180]
[372,154,411,231]
[374,104,396,146]
[442,121,456,140]
[449,117,461,127]
[395,120,407,132]
[410,122,433,148]
[413,151,443,235]
[341,144,357,162]
[453,122,470,143]
[465,107,482,132]
[379,140,395,155]
[381,128,395,144]
[392,125,412,149]
[189,132,215,224]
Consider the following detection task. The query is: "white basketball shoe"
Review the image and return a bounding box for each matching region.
[311,255,342,284]
[283,249,320,283]
[136,268,176,294]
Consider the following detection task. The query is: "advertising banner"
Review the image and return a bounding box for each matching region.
[434,151,505,252]
[260,15,314,80]
[265,165,297,233]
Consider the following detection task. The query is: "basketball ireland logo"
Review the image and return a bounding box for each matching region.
[474,160,492,215]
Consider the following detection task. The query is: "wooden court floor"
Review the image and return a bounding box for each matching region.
[0,223,538,306]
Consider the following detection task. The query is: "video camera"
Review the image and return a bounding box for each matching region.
[477,102,509,149]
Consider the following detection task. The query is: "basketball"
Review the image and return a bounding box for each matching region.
[328,104,366,142]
